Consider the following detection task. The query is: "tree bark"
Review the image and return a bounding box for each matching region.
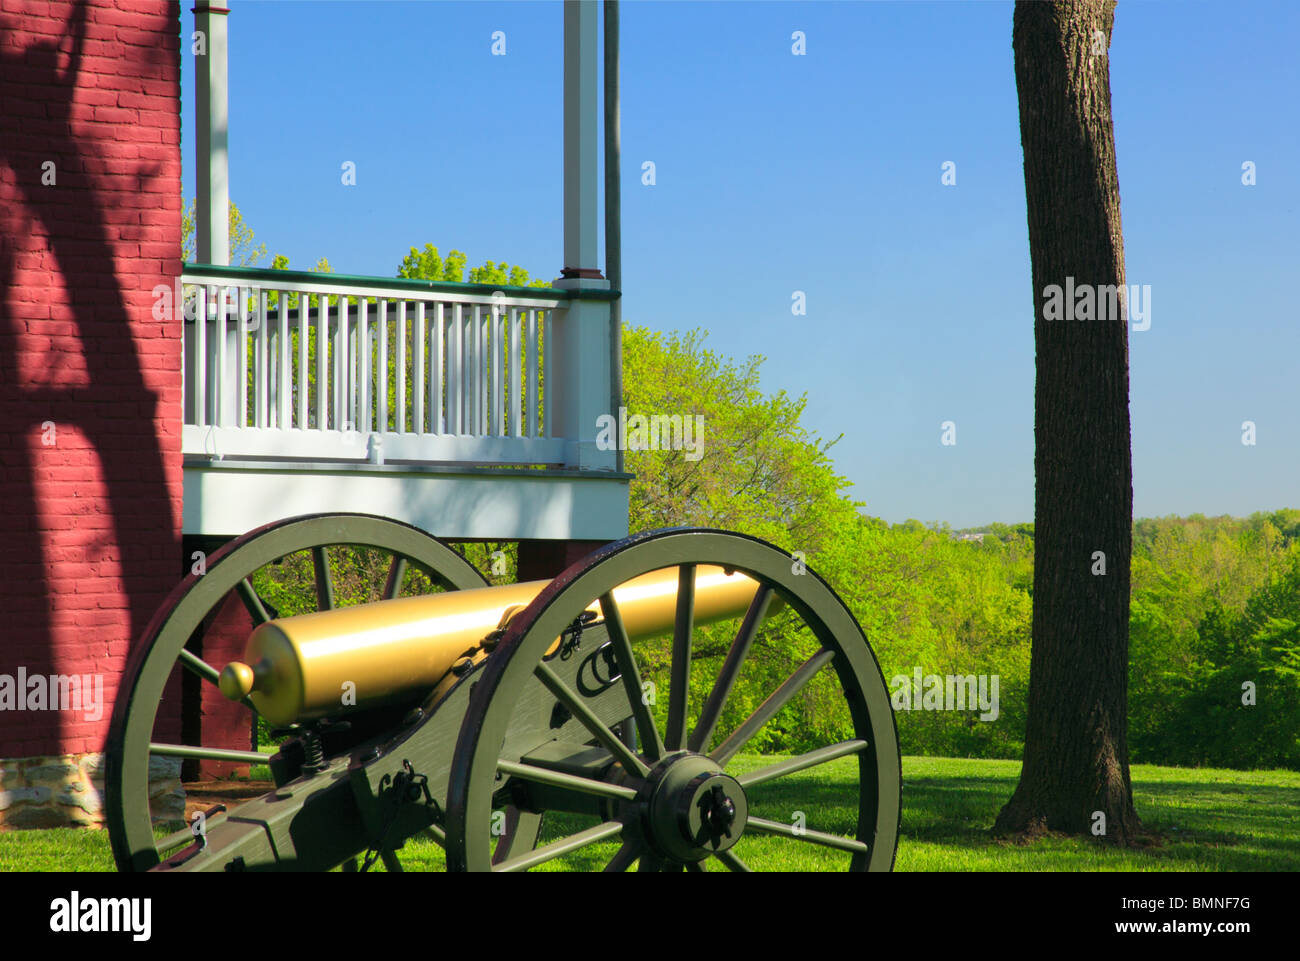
[994,0,1143,843]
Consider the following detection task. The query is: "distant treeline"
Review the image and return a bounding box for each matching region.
[828,510,1300,770]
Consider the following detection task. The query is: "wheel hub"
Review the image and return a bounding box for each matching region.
[643,753,748,862]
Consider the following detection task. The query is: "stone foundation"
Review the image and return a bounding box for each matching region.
[0,753,185,830]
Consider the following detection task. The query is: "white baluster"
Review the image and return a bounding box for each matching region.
[491,302,502,436]
[449,303,462,434]
[334,294,347,432]
[414,302,426,434]
[377,299,389,433]
[510,307,522,437]
[256,289,268,428]
[358,299,370,433]
[542,309,552,438]
[297,290,309,430]
[396,301,407,434]
[431,303,444,435]
[475,304,486,435]
[214,285,228,428]
[277,289,290,429]
[194,286,207,427]
[315,292,328,431]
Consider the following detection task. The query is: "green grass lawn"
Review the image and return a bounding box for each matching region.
[4,756,1297,872]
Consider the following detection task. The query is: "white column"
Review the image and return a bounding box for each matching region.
[604,0,623,473]
[194,4,236,434]
[546,296,614,471]
[552,2,613,471]
[195,2,229,266]
[561,0,601,279]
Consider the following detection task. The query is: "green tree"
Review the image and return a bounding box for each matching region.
[619,325,878,752]
[1127,512,1300,768]
[621,326,854,548]
[396,243,551,290]
[397,243,467,284]
[181,198,268,266]
[1142,558,1300,769]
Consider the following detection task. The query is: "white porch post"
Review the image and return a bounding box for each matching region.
[552,0,614,471]
[603,0,623,474]
[193,3,235,428]
[561,0,600,280]
[195,1,229,266]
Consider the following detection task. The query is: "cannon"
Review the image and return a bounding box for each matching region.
[105,513,900,872]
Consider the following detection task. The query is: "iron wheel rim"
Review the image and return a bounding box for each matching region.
[104,512,488,872]
[445,527,901,872]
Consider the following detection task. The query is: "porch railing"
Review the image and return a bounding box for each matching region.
[179,265,568,466]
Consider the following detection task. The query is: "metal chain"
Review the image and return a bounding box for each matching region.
[359,759,439,872]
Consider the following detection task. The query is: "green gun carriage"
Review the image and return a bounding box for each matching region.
[105,513,901,872]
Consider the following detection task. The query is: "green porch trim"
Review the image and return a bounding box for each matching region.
[181,263,620,301]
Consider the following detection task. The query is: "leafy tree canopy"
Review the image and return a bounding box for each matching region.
[181,199,267,266]
[397,243,551,289]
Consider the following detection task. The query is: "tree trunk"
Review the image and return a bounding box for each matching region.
[993,0,1143,844]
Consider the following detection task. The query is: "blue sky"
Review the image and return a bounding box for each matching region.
[181,1,1300,528]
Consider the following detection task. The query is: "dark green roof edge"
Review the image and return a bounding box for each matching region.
[181,263,620,301]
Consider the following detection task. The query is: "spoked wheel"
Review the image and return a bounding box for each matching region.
[105,513,489,872]
[445,528,901,872]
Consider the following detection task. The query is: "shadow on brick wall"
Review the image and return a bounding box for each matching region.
[0,2,182,760]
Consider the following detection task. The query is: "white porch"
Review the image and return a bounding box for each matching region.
[183,2,628,542]
[183,462,628,542]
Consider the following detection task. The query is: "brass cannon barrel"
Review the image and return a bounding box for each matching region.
[218,565,764,726]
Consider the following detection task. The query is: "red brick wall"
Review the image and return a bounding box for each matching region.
[0,1,183,758]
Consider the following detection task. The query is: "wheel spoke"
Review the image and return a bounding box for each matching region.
[491,807,540,866]
[383,555,408,600]
[637,852,667,872]
[379,849,404,872]
[312,546,335,610]
[737,739,869,789]
[497,759,638,802]
[534,662,650,778]
[492,820,623,873]
[745,815,868,855]
[599,592,666,762]
[689,585,774,753]
[618,717,639,753]
[177,647,220,686]
[665,564,695,751]
[421,824,446,848]
[710,648,835,767]
[715,849,751,872]
[604,841,639,872]
[149,742,266,764]
[236,577,272,625]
